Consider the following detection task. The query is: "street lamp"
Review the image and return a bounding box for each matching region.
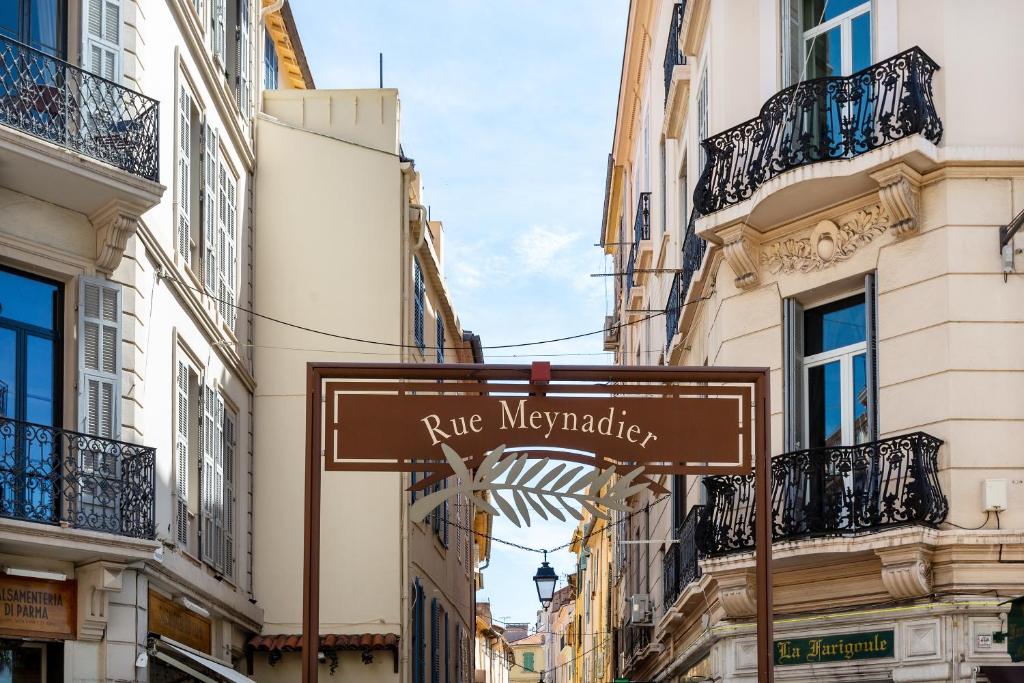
[533,551,557,608]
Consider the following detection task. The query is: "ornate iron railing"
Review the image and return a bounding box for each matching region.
[626,192,651,290]
[0,34,159,181]
[663,211,707,347]
[698,432,947,556]
[618,623,651,664]
[662,504,703,610]
[664,270,681,347]
[662,2,686,102]
[0,417,156,539]
[693,47,941,216]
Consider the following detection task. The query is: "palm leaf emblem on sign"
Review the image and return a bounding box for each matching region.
[409,444,648,528]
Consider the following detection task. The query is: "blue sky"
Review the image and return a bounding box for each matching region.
[292,0,628,625]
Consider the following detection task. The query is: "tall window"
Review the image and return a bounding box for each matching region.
[177,85,201,271]
[83,0,120,81]
[412,580,425,683]
[802,0,871,78]
[217,159,238,329]
[436,314,444,363]
[0,0,67,57]
[523,652,535,672]
[175,357,200,551]
[263,28,279,90]
[696,67,708,173]
[192,385,236,577]
[413,258,425,351]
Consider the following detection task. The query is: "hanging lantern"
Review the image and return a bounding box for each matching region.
[533,551,557,609]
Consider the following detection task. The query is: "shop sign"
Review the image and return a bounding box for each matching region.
[148,589,211,653]
[0,574,75,639]
[774,630,894,666]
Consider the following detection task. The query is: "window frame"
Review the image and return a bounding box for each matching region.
[801,1,871,77]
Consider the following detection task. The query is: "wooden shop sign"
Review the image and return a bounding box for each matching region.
[0,574,75,639]
[774,630,894,666]
[148,589,211,653]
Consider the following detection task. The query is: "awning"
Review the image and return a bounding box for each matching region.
[980,665,1024,683]
[149,634,254,683]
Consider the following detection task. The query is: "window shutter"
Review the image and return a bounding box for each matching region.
[223,407,236,576]
[454,624,462,683]
[236,0,251,117]
[218,168,237,329]
[201,386,225,570]
[175,360,191,545]
[441,479,449,547]
[864,272,879,442]
[212,0,226,66]
[202,124,219,293]
[83,0,120,82]
[413,579,425,683]
[178,88,193,266]
[783,298,804,451]
[78,277,121,439]
[413,259,425,350]
[430,598,440,683]
[436,314,444,363]
[444,609,450,683]
[781,0,804,86]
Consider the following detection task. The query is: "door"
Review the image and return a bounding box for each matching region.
[0,268,61,525]
[801,0,872,157]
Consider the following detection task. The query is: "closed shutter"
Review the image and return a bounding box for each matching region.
[413,580,425,683]
[218,167,237,329]
[430,598,440,683]
[175,360,191,545]
[201,386,225,570]
[454,624,462,683]
[781,0,804,86]
[783,297,804,451]
[444,609,450,683]
[223,407,236,577]
[83,0,120,82]
[864,272,879,442]
[178,88,193,266]
[413,259,425,350]
[202,124,219,293]
[436,314,444,363]
[78,278,121,439]
[441,478,449,547]
[236,0,251,117]
[212,0,226,66]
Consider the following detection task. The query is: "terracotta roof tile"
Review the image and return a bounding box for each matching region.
[248,633,400,652]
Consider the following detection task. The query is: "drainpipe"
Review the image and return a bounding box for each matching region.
[398,160,414,682]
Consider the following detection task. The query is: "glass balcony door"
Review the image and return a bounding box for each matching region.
[0,268,61,524]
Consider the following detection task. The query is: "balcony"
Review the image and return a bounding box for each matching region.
[0,417,156,541]
[662,504,702,610]
[663,211,707,349]
[618,623,652,668]
[0,34,162,233]
[625,192,651,290]
[662,3,690,140]
[693,47,941,226]
[698,432,947,556]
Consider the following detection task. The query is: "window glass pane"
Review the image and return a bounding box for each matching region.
[28,0,60,56]
[808,360,841,448]
[851,11,871,72]
[0,644,43,682]
[0,329,15,418]
[0,270,58,331]
[805,24,842,79]
[804,294,865,355]
[0,2,19,41]
[25,334,53,426]
[852,352,869,444]
[802,0,869,29]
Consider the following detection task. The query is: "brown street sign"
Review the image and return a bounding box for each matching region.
[0,574,76,640]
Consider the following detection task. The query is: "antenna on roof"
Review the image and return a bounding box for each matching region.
[379,52,383,88]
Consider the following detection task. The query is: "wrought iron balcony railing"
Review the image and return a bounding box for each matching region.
[625,192,651,290]
[693,46,941,216]
[0,417,156,539]
[698,432,947,556]
[662,504,703,610]
[0,35,160,181]
[618,623,651,664]
[663,211,707,348]
[662,2,686,102]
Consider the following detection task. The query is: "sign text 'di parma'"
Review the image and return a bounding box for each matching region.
[326,394,742,472]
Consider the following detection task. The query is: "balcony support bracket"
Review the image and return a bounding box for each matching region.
[876,543,932,599]
[91,199,148,275]
[872,163,923,238]
[76,561,125,642]
[716,567,757,618]
[720,223,761,289]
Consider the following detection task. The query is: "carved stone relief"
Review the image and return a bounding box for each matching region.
[761,203,890,275]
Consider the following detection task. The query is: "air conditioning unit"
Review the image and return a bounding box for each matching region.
[629,594,652,625]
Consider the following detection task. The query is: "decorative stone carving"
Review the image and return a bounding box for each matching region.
[716,568,756,618]
[871,164,922,237]
[719,223,760,289]
[876,545,932,599]
[76,561,125,641]
[90,199,146,275]
[761,204,889,274]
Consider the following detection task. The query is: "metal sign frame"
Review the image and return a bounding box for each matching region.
[302,362,774,683]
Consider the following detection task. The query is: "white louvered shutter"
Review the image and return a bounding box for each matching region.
[202,124,219,293]
[236,0,251,117]
[223,407,235,577]
[201,385,220,567]
[78,278,121,440]
[83,0,120,82]
[175,360,191,545]
[178,88,193,266]
[218,167,237,329]
[212,0,226,66]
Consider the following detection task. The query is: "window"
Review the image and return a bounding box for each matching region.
[696,67,708,173]
[200,387,236,577]
[802,0,870,79]
[413,258,425,350]
[412,580,425,683]
[677,160,687,231]
[175,356,200,551]
[436,314,444,363]
[177,85,201,270]
[83,0,120,81]
[0,0,67,57]
[203,124,219,293]
[430,598,440,683]
[217,159,238,330]
[658,139,666,241]
[783,274,878,452]
[263,27,279,90]
[210,0,226,66]
[523,652,535,672]
[78,277,119,439]
[233,0,252,118]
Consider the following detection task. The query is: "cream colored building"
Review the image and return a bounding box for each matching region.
[475,602,514,683]
[0,0,309,679]
[251,85,485,682]
[570,513,615,683]
[510,632,545,683]
[601,1,1024,682]
[540,585,575,683]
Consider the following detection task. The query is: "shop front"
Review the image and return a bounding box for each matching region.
[0,571,73,682]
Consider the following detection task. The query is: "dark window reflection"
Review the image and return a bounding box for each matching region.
[804,294,865,356]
